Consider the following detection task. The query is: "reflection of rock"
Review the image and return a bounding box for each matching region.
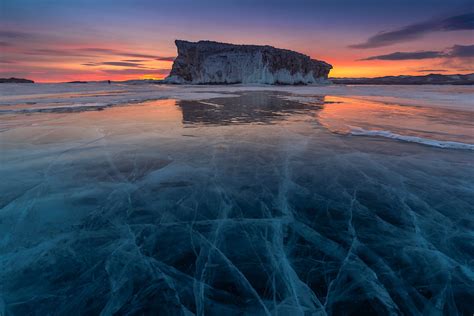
[177,92,325,125]
[166,40,332,85]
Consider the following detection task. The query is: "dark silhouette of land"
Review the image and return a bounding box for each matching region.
[0,77,34,83]
[331,73,474,85]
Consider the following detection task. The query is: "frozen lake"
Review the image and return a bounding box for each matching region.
[0,83,473,315]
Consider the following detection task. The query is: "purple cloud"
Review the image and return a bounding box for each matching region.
[350,13,474,49]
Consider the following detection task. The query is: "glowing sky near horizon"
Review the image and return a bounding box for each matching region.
[1,0,473,82]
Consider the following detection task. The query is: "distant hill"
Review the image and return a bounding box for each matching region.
[0,77,34,83]
[331,73,474,85]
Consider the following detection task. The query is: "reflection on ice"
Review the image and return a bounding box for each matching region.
[0,90,473,315]
[178,92,324,125]
[317,96,474,145]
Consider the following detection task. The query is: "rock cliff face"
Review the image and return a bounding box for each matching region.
[165,40,332,84]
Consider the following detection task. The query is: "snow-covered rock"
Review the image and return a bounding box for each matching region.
[165,40,332,85]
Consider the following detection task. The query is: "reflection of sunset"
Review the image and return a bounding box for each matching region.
[102,99,182,123]
[318,96,474,143]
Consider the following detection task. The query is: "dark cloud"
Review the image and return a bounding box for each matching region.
[360,51,444,60]
[156,56,175,62]
[350,13,474,49]
[22,47,165,61]
[441,13,474,31]
[76,48,157,59]
[77,48,118,54]
[82,61,152,69]
[101,61,146,67]
[0,31,33,39]
[0,31,42,48]
[25,49,90,57]
[360,44,474,61]
[448,44,474,57]
[122,52,158,59]
[122,59,146,62]
[76,48,158,59]
[416,69,448,73]
[101,68,170,75]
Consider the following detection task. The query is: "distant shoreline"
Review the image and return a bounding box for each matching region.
[330,73,474,85]
[2,72,473,85]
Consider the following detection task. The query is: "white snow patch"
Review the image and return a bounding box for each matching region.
[350,126,474,150]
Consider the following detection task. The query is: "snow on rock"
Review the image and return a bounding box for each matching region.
[165,40,332,85]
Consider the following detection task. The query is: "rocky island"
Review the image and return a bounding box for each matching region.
[0,77,34,83]
[165,40,332,85]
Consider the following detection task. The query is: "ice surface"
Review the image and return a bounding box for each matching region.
[1,83,473,113]
[0,86,473,315]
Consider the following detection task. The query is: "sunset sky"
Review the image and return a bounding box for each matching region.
[1,0,473,82]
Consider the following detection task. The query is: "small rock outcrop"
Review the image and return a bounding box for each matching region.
[0,77,34,83]
[165,40,332,85]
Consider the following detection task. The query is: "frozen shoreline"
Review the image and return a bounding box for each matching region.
[1,83,473,113]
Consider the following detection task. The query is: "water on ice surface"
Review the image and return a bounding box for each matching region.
[0,84,473,315]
